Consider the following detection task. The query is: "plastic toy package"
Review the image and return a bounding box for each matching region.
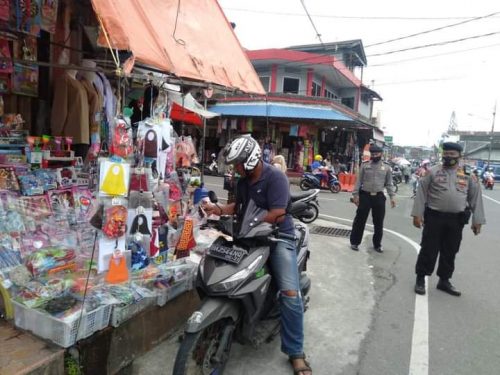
[73,188,94,223]
[33,169,58,191]
[0,167,21,191]
[18,195,52,219]
[25,247,77,277]
[102,204,128,239]
[99,159,130,197]
[110,118,133,159]
[48,189,76,224]
[18,172,45,196]
[175,136,198,168]
[0,234,22,270]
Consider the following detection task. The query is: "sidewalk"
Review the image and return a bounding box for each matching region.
[0,320,64,375]
[131,219,377,375]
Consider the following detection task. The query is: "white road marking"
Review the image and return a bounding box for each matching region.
[483,194,500,205]
[204,182,222,187]
[319,213,429,375]
[318,197,337,202]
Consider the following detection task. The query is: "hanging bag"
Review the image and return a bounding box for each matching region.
[101,163,127,196]
[144,129,158,158]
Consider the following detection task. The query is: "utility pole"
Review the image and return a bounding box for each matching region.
[487,101,497,167]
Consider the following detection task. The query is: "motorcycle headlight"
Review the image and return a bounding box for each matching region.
[210,255,263,293]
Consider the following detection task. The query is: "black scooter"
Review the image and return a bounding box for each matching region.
[290,188,320,224]
[173,192,311,374]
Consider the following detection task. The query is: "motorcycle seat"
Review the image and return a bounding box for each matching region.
[290,191,314,202]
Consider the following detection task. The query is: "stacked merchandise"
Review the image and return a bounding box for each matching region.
[0,91,221,347]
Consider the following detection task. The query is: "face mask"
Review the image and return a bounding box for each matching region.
[442,156,459,167]
[371,156,381,162]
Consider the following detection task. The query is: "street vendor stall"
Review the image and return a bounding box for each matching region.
[0,0,264,373]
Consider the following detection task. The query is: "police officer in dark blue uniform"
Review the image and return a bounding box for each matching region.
[350,144,396,253]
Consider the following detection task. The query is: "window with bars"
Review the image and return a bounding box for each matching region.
[311,81,321,97]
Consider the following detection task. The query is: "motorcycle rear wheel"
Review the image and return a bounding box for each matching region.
[299,180,311,191]
[173,319,233,375]
[330,183,341,193]
[298,203,319,224]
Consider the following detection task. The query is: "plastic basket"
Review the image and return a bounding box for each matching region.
[156,277,193,307]
[12,301,112,348]
[110,296,156,327]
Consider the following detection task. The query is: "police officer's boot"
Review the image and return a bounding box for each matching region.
[414,275,426,295]
[436,278,461,297]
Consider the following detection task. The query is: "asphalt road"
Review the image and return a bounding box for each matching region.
[202,175,500,375]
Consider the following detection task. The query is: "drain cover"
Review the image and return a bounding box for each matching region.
[310,226,352,238]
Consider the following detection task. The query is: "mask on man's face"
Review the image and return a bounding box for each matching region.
[371,156,381,162]
[442,156,459,167]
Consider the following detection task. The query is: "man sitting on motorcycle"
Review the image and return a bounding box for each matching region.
[483,167,495,184]
[203,135,312,375]
[311,154,328,188]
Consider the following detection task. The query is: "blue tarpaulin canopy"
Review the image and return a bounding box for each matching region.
[208,103,353,121]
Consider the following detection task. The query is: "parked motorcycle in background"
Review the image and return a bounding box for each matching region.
[204,153,219,176]
[289,189,320,224]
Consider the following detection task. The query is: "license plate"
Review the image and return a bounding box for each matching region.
[208,244,247,264]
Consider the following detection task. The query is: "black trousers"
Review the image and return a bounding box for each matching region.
[350,191,386,248]
[415,208,464,280]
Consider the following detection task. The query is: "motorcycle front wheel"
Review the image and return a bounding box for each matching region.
[299,179,311,191]
[173,319,234,375]
[298,203,319,224]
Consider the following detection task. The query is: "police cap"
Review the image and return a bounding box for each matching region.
[442,142,463,153]
[369,144,383,153]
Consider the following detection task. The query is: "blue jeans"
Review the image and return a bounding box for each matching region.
[269,239,304,356]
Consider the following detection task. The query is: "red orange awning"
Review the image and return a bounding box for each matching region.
[170,102,202,126]
[90,0,265,95]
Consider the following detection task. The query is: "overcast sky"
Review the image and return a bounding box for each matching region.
[218,0,500,147]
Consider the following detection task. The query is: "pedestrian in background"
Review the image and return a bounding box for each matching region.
[350,144,396,253]
[403,164,411,184]
[272,155,288,174]
[412,142,485,296]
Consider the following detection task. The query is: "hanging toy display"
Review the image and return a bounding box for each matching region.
[105,249,129,284]
[129,239,149,271]
[99,160,130,197]
[102,205,128,238]
[129,214,152,236]
[111,118,133,158]
[143,128,158,158]
[175,217,196,259]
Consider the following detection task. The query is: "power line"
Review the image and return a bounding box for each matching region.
[268,33,500,73]
[299,0,325,46]
[373,77,463,86]
[248,30,500,73]
[223,7,494,21]
[365,11,500,48]
[367,31,500,57]
[367,41,500,67]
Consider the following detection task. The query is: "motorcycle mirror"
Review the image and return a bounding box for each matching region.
[208,191,218,203]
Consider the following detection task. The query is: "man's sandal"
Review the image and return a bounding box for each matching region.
[289,354,312,375]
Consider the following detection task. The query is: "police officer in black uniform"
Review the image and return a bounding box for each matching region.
[350,144,396,253]
[412,142,485,296]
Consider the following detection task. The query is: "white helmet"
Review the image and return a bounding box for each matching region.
[223,135,262,172]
